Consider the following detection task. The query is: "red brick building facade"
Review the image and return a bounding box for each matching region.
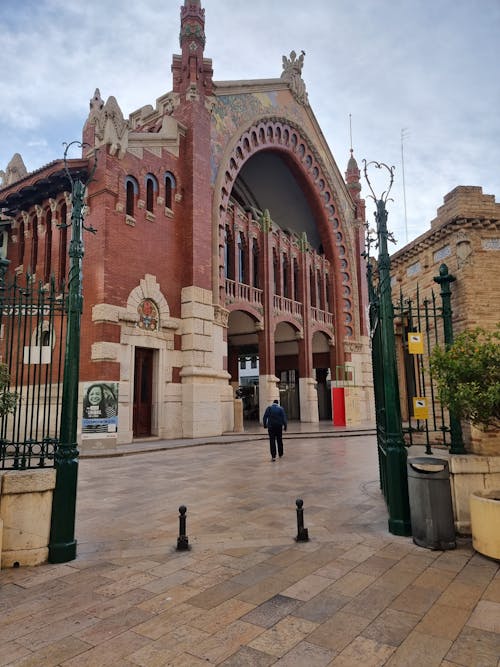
[0,1,373,446]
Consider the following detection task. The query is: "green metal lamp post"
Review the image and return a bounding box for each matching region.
[48,142,97,563]
[364,161,411,536]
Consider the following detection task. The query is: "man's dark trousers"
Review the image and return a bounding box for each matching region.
[268,426,284,459]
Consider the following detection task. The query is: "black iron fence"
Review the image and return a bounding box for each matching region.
[395,285,450,453]
[0,271,66,469]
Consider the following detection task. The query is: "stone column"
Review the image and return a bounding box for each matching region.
[180,286,232,437]
[297,237,318,422]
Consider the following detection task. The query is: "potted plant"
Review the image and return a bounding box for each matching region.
[430,324,500,434]
[430,325,500,558]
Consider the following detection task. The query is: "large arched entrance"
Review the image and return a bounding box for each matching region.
[227,309,261,421]
[215,117,361,424]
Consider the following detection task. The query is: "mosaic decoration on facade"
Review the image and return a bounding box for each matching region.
[137,298,159,331]
[211,91,308,184]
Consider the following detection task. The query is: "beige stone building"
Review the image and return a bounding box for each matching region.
[390,185,500,533]
[392,185,500,339]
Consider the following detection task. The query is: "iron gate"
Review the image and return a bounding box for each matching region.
[394,278,463,453]
[368,259,465,532]
[0,267,66,469]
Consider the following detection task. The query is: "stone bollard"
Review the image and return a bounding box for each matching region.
[295,498,309,542]
[176,505,190,551]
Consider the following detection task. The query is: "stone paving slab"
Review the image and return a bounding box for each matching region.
[1,433,499,666]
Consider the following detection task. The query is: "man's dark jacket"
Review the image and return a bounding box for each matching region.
[263,403,287,430]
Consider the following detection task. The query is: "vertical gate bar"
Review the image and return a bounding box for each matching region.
[54,277,66,443]
[415,288,429,450]
[12,279,21,449]
[0,263,9,445]
[407,294,418,438]
[425,297,438,432]
[0,259,9,465]
[372,183,410,535]
[41,280,51,439]
[23,280,33,446]
[431,289,448,447]
[433,264,466,454]
[5,276,18,448]
[18,280,29,465]
[415,287,426,404]
[421,297,432,454]
[367,258,387,501]
[33,281,43,445]
[37,281,48,465]
[399,289,413,446]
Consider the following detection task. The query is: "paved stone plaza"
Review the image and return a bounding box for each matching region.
[1,429,499,666]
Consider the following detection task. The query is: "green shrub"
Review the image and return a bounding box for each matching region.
[0,363,18,417]
[430,325,500,430]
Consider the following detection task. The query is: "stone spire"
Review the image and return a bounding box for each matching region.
[0,153,28,188]
[172,0,212,97]
[345,149,361,199]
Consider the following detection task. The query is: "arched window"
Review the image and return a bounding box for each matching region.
[224,226,234,280]
[145,174,158,213]
[317,269,323,310]
[125,176,139,217]
[59,203,67,289]
[164,172,176,209]
[282,254,289,298]
[273,250,279,295]
[310,267,316,308]
[238,232,246,283]
[18,220,25,266]
[252,239,259,288]
[293,258,299,302]
[30,214,38,275]
[44,209,52,283]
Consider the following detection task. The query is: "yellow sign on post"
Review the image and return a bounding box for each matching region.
[413,397,429,420]
[408,332,424,355]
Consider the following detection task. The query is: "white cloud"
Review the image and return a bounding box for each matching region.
[1,0,499,249]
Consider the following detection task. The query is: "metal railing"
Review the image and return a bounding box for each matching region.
[0,273,66,469]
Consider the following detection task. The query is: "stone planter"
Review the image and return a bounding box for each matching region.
[470,489,500,560]
[0,469,56,567]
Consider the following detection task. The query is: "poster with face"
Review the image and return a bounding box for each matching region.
[82,382,118,437]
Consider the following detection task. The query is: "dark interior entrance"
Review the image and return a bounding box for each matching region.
[279,369,300,420]
[133,347,153,438]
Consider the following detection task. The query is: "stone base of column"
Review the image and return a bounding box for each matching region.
[299,377,319,423]
[233,399,244,432]
[258,375,280,422]
[180,368,233,437]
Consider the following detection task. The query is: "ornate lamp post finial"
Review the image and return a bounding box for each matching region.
[363,158,411,537]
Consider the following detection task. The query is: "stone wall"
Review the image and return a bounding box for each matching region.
[396,187,500,536]
[391,186,500,456]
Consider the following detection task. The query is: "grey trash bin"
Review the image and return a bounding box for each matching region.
[407,457,456,550]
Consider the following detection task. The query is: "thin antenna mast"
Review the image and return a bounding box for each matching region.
[401,128,409,243]
[349,113,353,151]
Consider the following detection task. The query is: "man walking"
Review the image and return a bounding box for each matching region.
[263,399,287,461]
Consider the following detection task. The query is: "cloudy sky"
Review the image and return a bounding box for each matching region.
[1,0,499,249]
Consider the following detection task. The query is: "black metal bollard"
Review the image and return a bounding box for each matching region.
[295,498,309,542]
[176,505,190,551]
